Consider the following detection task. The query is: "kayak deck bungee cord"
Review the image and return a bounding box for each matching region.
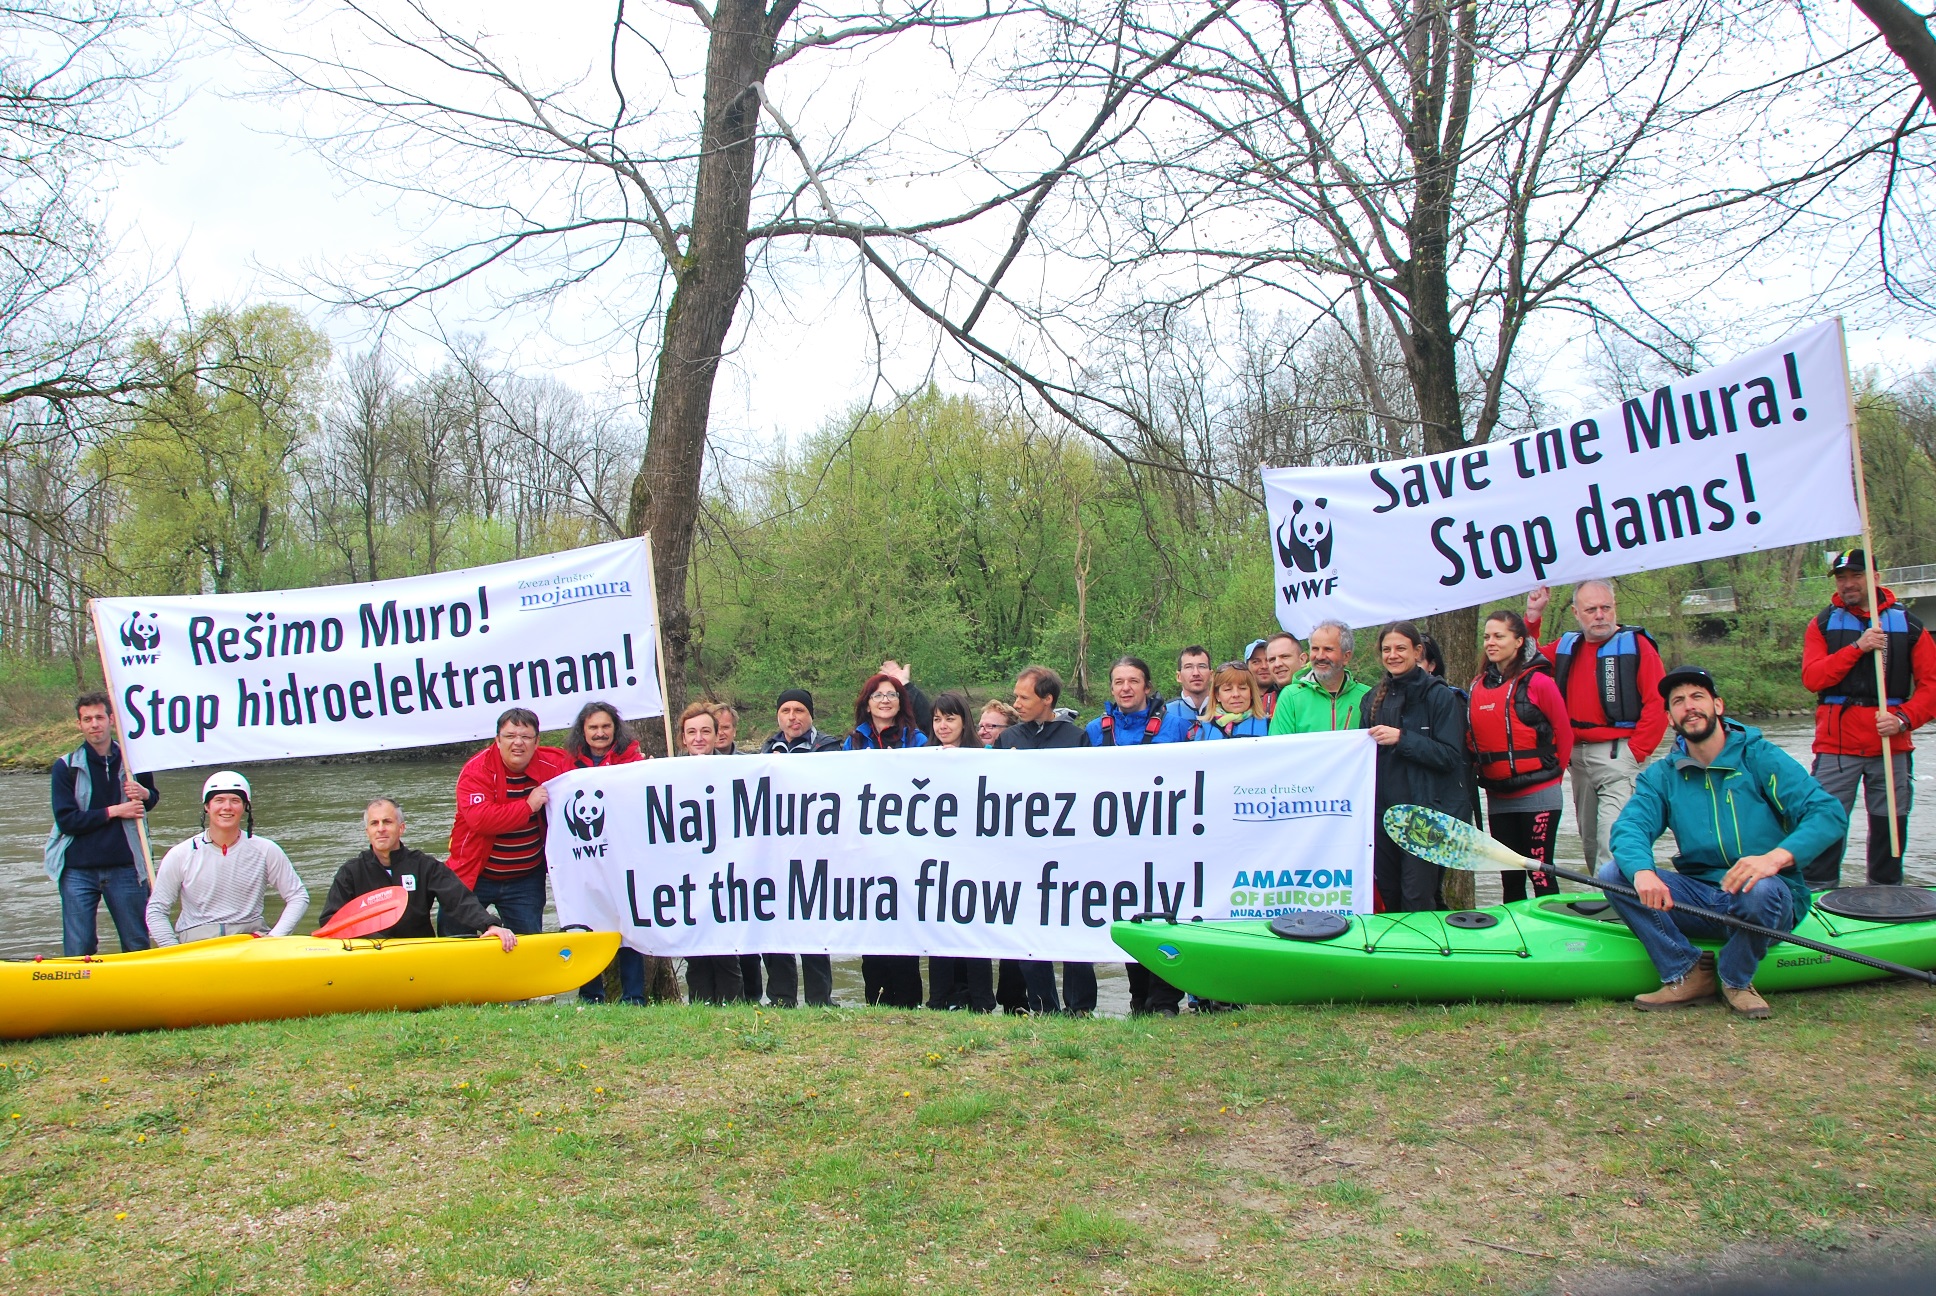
[2,930,620,1040]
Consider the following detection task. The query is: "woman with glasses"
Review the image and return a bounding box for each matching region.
[842,674,930,751]
[976,700,1018,748]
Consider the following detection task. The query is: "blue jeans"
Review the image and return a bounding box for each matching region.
[472,871,547,935]
[579,947,647,1003]
[60,865,152,956]
[1597,862,1795,989]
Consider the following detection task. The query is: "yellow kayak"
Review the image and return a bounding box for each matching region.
[1,931,621,1040]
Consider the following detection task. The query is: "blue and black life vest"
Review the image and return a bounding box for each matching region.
[1099,700,1167,745]
[1552,627,1656,730]
[1815,604,1919,707]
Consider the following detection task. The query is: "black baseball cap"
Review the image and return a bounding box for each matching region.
[1828,548,1878,574]
[1658,664,1720,701]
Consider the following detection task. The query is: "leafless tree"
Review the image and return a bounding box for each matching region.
[226,0,1241,699]
[0,1,188,661]
[1036,0,1927,675]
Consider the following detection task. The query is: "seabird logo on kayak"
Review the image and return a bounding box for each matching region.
[564,788,607,855]
[31,968,90,980]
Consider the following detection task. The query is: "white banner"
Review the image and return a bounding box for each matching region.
[547,731,1376,960]
[1262,320,1862,635]
[95,538,664,771]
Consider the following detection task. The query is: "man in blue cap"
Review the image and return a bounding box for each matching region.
[1600,665,1847,1019]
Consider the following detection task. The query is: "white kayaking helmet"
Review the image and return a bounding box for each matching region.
[201,770,252,806]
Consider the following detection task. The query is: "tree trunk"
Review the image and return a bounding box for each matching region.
[1854,0,1936,106]
[626,0,782,708]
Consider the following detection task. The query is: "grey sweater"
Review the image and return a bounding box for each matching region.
[147,834,310,945]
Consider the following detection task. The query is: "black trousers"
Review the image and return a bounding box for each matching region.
[1125,963,1184,1015]
[1003,960,1096,1013]
[996,959,1029,1013]
[862,954,923,1007]
[1489,807,1562,903]
[686,955,745,1004]
[746,953,832,1006]
[926,957,996,1011]
[1807,815,1909,888]
[1373,830,1443,912]
[757,953,833,1006]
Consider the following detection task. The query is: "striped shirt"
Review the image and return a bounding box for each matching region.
[483,772,545,878]
[146,834,309,945]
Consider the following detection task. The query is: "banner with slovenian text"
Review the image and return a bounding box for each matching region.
[94,538,663,771]
[547,731,1376,960]
[1261,320,1861,635]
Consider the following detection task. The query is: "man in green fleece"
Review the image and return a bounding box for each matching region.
[1601,665,1848,1019]
[1268,620,1371,735]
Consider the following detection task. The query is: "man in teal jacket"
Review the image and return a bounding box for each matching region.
[1602,665,1848,1019]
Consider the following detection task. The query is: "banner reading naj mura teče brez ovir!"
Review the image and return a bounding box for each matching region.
[547,730,1377,962]
[1261,320,1863,635]
[94,537,664,771]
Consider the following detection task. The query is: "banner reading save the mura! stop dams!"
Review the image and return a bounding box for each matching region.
[548,731,1376,962]
[94,537,664,771]
[1261,319,1864,636]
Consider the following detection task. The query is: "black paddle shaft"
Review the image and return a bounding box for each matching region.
[1549,863,1936,986]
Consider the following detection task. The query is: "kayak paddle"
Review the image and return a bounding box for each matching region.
[313,885,408,940]
[1381,804,1936,986]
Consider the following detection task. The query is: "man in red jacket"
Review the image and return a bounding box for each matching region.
[1800,549,1936,887]
[1524,580,1668,871]
[447,707,573,934]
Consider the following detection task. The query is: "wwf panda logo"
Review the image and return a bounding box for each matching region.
[563,788,605,842]
[1275,497,1335,573]
[119,611,161,652]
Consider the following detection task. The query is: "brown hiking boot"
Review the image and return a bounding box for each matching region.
[1720,984,1771,1019]
[1634,954,1718,1011]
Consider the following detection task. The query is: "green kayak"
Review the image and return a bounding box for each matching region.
[1110,888,1936,1004]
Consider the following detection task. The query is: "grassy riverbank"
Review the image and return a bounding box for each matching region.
[2,986,1932,1294]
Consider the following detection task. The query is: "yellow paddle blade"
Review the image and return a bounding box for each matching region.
[1381,805,1533,872]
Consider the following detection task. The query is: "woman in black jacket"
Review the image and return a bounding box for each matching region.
[1362,621,1471,912]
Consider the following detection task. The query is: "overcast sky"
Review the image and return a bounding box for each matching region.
[107,2,1936,450]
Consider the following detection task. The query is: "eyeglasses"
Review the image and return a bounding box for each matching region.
[869,691,900,702]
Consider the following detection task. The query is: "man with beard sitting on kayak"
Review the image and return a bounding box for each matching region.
[1601,666,1848,1019]
[318,798,517,951]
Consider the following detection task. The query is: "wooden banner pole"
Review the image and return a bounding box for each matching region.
[641,532,677,755]
[1835,317,1902,859]
[86,599,157,887]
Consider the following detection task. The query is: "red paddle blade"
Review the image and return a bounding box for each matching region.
[314,885,409,939]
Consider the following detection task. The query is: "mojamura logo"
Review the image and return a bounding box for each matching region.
[1228,867,1353,917]
[1232,796,1352,822]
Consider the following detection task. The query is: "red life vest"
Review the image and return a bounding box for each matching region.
[1468,660,1561,795]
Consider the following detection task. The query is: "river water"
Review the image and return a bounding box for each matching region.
[6,720,1932,1014]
